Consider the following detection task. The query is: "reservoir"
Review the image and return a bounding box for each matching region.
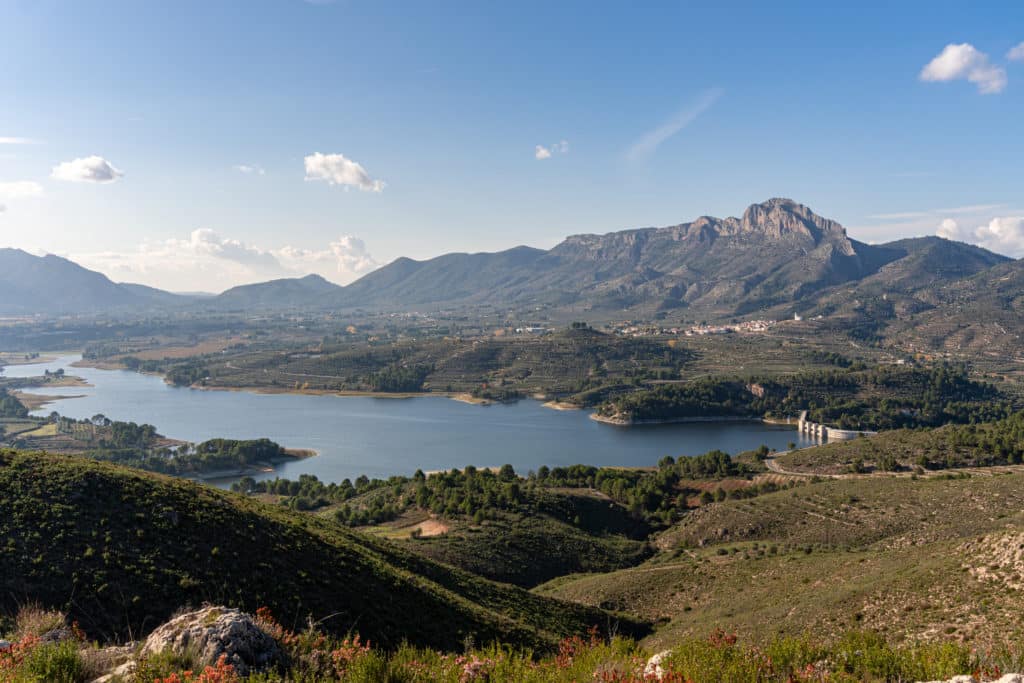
[3,355,812,484]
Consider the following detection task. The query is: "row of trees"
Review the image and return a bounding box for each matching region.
[235,451,792,530]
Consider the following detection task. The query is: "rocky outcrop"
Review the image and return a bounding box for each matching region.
[87,649,136,683]
[139,606,280,676]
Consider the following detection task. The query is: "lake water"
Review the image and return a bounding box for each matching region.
[3,354,812,485]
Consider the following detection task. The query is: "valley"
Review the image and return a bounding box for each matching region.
[4,199,1024,681]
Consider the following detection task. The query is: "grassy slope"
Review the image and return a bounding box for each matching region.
[335,482,653,588]
[0,450,644,650]
[536,472,1024,649]
[405,514,652,588]
[774,422,1015,475]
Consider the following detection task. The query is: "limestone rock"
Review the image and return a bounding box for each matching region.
[644,650,671,680]
[140,606,280,676]
[89,660,136,683]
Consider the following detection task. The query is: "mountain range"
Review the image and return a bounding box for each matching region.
[1,199,1017,340]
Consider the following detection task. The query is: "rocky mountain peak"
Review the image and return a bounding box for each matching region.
[737,198,854,253]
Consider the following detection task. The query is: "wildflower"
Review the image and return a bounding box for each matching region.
[331,634,372,676]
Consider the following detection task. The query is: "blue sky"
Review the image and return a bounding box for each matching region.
[1,0,1022,291]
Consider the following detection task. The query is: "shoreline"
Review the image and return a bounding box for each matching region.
[186,449,318,482]
[542,400,582,411]
[188,382,497,405]
[12,390,87,411]
[590,413,784,427]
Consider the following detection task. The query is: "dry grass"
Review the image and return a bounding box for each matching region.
[14,603,66,639]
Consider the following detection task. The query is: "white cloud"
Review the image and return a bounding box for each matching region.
[919,43,1007,94]
[1007,42,1024,62]
[0,137,38,145]
[626,88,723,162]
[0,204,5,213]
[233,164,266,175]
[853,203,1012,244]
[936,215,1024,256]
[51,156,124,183]
[276,236,378,278]
[0,181,44,200]
[73,230,380,292]
[304,152,384,192]
[937,218,963,240]
[534,140,568,160]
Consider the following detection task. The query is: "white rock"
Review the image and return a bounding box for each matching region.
[89,660,136,683]
[644,650,672,680]
[140,606,279,676]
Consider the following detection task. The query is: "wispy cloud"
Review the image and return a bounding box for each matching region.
[535,140,568,160]
[625,88,723,163]
[919,43,1007,94]
[233,164,266,175]
[865,211,930,220]
[0,180,43,215]
[0,137,40,145]
[0,181,44,200]
[934,203,1005,214]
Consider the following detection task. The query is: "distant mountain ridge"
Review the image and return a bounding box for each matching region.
[0,248,189,315]
[1,200,1016,326]
[327,198,1006,317]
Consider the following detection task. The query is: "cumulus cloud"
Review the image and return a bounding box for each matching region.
[919,43,1007,94]
[626,88,723,162]
[0,181,44,200]
[1008,43,1024,62]
[304,152,384,192]
[535,140,568,160]
[937,218,963,240]
[233,164,265,175]
[73,230,380,293]
[170,228,283,272]
[276,236,378,278]
[937,215,1024,256]
[51,156,124,183]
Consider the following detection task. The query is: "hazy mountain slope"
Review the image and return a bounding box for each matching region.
[340,246,546,307]
[0,248,186,314]
[0,450,636,649]
[209,273,344,310]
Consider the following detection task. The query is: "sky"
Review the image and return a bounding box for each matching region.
[0,1,1022,293]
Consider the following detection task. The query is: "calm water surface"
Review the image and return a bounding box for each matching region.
[3,354,812,484]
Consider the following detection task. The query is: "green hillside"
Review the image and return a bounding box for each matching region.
[537,471,1024,649]
[0,450,643,650]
